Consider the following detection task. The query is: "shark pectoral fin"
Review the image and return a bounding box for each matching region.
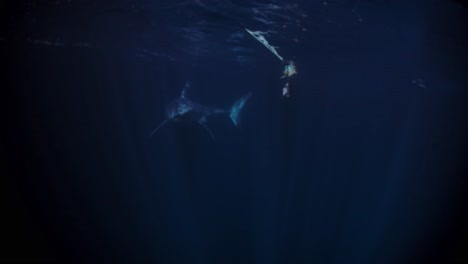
[149,119,169,137]
[229,92,252,126]
[197,121,216,141]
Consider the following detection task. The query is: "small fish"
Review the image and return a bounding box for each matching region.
[150,82,252,140]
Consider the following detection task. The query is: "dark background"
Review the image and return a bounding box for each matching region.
[1,0,468,263]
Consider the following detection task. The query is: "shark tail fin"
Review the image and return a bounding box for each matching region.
[229,92,252,126]
[181,81,190,99]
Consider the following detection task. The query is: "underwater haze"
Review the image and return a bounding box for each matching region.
[1,0,468,263]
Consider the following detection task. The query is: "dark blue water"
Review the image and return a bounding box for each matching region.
[2,0,468,263]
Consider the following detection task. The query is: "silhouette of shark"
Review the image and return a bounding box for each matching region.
[150,82,251,140]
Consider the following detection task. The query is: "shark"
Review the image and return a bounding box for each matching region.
[149,82,252,140]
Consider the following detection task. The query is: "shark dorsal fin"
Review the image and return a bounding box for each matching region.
[181,81,190,99]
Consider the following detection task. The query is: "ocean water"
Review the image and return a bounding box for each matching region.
[1,0,468,263]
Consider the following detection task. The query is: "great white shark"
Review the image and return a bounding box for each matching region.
[149,82,252,140]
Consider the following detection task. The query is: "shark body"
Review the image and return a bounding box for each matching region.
[150,82,251,140]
